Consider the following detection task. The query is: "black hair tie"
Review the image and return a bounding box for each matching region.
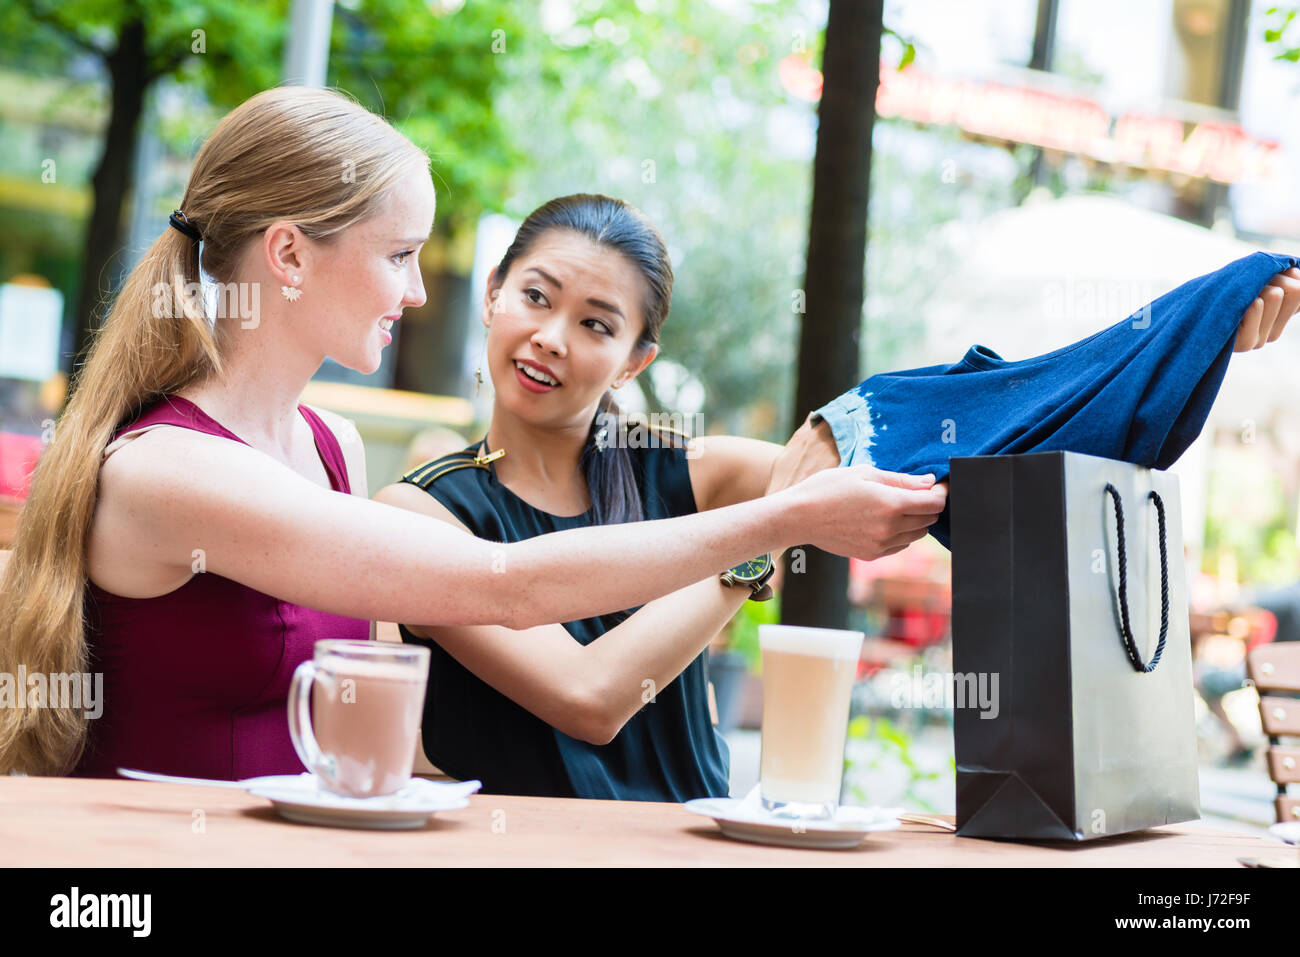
[169,209,201,243]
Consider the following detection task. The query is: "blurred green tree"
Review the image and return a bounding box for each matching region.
[1264,5,1300,61]
[2,0,285,377]
[486,2,927,435]
[4,0,951,430]
[1203,441,1300,585]
[0,0,523,382]
[487,0,831,431]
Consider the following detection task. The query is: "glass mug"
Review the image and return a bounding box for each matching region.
[758,624,864,819]
[287,639,430,798]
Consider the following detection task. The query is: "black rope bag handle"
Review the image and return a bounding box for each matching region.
[1103,482,1170,673]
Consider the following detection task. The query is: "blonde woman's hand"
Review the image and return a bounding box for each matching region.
[780,464,948,560]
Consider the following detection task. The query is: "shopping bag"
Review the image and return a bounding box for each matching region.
[949,450,1200,840]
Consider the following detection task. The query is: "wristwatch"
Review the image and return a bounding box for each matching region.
[720,553,775,601]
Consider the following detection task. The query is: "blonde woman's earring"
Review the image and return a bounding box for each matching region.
[281,276,302,302]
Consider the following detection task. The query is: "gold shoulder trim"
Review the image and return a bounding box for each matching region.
[645,423,694,449]
[401,447,505,489]
[652,424,692,438]
[402,449,474,483]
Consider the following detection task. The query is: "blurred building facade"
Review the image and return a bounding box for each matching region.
[878,0,1297,244]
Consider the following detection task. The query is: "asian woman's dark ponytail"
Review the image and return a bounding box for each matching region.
[581,390,642,525]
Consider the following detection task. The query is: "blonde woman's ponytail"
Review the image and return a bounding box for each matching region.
[0,224,219,774]
[0,86,428,774]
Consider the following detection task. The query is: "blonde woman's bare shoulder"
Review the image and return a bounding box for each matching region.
[91,424,377,599]
[303,404,367,496]
[304,404,360,445]
[90,426,240,597]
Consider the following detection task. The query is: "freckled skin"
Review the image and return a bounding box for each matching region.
[304,170,437,374]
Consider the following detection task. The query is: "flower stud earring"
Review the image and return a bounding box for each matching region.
[281,275,302,302]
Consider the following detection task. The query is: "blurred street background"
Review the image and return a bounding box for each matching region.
[2,0,1299,838]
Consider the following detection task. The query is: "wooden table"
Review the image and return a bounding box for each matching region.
[1,777,1289,867]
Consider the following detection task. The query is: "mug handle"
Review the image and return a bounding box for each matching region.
[287,661,337,783]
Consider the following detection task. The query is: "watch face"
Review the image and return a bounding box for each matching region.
[732,555,772,582]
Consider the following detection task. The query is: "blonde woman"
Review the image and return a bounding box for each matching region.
[0,87,948,780]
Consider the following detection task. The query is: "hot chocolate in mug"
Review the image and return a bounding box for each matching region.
[288,639,429,798]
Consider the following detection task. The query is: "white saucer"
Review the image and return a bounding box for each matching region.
[684,796,902,850]
[246,774,481,830]
[1269,822,1300,846]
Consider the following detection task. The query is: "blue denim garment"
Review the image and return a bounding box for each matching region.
[811,251,1300,547]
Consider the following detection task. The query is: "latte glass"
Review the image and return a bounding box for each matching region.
[758,624,864,819]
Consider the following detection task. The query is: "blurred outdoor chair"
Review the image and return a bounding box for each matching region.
[1190,607,1277,651]
[1246,642,1300,824]
[1190,606,1276,763]
[854,575,952,678]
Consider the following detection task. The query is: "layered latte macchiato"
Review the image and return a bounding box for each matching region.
[758,625,864,818]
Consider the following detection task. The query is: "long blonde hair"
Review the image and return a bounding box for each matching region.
[0,86,430,775]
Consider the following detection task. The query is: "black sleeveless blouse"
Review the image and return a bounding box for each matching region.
[398,438,730,802]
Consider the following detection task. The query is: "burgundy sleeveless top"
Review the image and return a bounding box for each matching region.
[74,395,370,780]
